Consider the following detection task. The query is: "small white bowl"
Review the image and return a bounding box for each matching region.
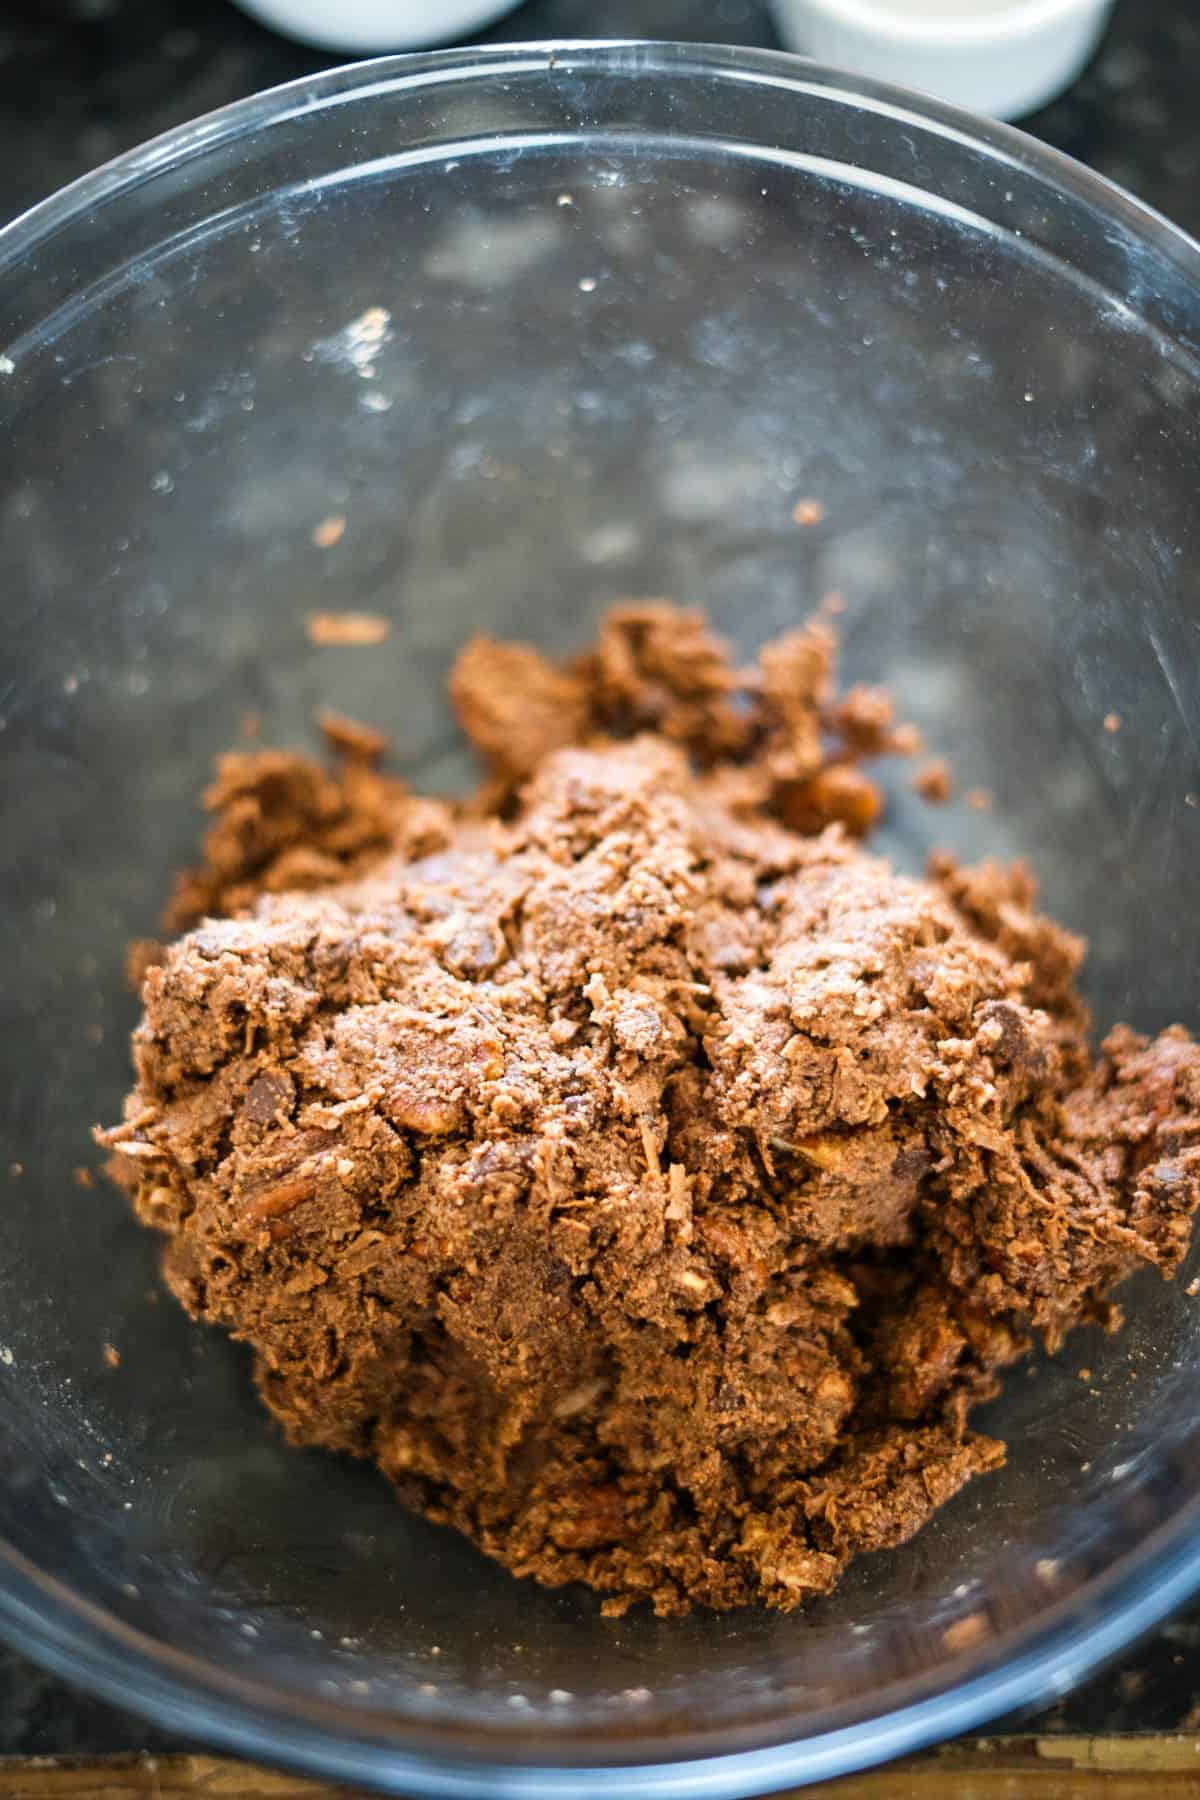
[768,0,1117,119]
[229,0,524,53]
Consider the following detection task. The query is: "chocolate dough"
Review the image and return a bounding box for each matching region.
[100,604,1200,1617]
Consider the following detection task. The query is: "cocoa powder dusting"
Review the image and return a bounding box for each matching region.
[99,604,1200,1618]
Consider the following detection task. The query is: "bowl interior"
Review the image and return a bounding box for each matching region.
[2,43,1200,1781]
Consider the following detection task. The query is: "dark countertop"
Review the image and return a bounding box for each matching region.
[3,0,1200,1763]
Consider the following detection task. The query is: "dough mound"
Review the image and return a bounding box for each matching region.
[101,605,1200,1616]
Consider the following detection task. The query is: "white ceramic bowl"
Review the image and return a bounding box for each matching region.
[229,0,524,53]
[768,0,1116,118]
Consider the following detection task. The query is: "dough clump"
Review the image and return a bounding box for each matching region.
[101,604,1200,1616]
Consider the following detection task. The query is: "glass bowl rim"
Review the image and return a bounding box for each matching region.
[3,38,1200,1795]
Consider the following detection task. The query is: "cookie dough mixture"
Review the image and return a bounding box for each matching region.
[101,605,1200,1616]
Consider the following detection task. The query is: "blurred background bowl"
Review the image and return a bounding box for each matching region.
[1,40,1200,1798]
[228,0,526,54]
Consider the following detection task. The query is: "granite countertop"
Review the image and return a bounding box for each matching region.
[3,0,1199,1762]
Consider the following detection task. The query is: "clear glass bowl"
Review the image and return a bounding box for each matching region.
[2,41,1200,1798]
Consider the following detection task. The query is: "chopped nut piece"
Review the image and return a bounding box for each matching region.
[943,1611,989,1652]
[306,610,391,647]
[776,764,884,835]
[318,709,389,763]
[311,514,347,549]
[792,497,825,526]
